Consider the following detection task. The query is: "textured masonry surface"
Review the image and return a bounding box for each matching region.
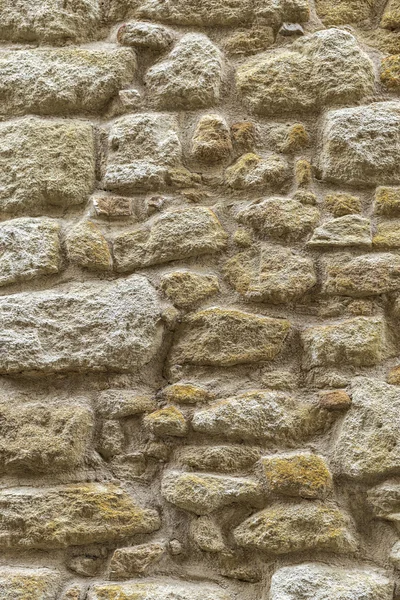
[2,1,400,599]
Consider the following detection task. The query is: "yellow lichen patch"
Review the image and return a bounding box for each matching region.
[261,453,333,499]
[143,406,188,437]
[375,186,400,215]
[381,54,400,89]
[292,190,317,205]
[230,121,256,153]
[191,114,233,164]
[388,365,400,384]
[315,0,374,25]
[163,383,214,405]
[382,0,400,29]
[166,167,201,188]
[373,221,400,248]
[325,193,361,217]
[279,123,309,153]
[223,27,274,55]
[295,158,312,187]
[161,270,220,309]
[66,221,112,271]
[225,153,290,191]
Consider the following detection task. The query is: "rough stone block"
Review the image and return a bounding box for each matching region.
[109,543,165,579]
[0,567,61,600]
[307,215,372,248]
[161,271,220,309]
[88,581,231,600]
[225,153,290,191]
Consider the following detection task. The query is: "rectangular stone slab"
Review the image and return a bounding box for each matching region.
[88,581,232,600]
[0,276,163,374]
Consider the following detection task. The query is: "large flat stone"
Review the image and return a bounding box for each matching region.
[88,580,231,600]
[318,102,400,187]
[170,308,291,366]
[0,276,163,375]
[332,378,400,480]
[270,564,394,600]
[0,567,61,600]
[0,47,135,117]
[0,117,95,214]
[0,484,160,549]
[0,218,61,287]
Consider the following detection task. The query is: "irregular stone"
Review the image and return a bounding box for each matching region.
[145,34,223,110]
[234,502,356,554]
[388,365,400,384]
[270,564,394,600]
[179,446,260,472]
[170,308,291,366]
[382,0,400,29]
[375,186,400,215]
[0,117,95,214]
[279,22,305,36]
[113,208,227,272]
[223,27,275,55]
[381,55,400,90]
[0,217,60,287]
[390,541,400,568]
[95,391,156,418]
[109,543,165,579]
[332,378,400,479]
[0,400,93,474]
[0,567,61,600]
[137,0,310,26]
[0,0,100,44]
[368,480,400,523]
[66,221,112,271]
[0,484,160,549]
[318,102,400,187]
[307,215,372,248]
[61,584,85,600]
[278,123,309,153]
[230,121,257,154]
[163,383,214,405]
[97,420,125,459]
[322,253,400,297]
[238,197,320,241]
[117,21,174,51]
[161,471,262,514]
[191,115,232,164]
[373,221,400,248]
[88,581,231,600]
[292,190,317,205]
[192,390,332,443]
[295,158,312,187]
[360,27,400,55]
[325,193,361,217]
[302,318,386,369]
[236,29,374,116]
[92,195,133,219]
[315,0,374,25]
[224,244,316,304]
[225,153,290,191]
[0,276,163,375]
[0,48,135,117]
[161,271,220,309]
[67,554,102,577]
[104,114,182,193]
[318,390,352,411]
[144,407,188,437]
[261,452,332,499]
[218,551,262,582]
[190,516,225,552]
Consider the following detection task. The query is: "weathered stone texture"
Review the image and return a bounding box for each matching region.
[0,276,163,374]
[88,581,231,600]
[0,567,61,600]
[261,453,333,499]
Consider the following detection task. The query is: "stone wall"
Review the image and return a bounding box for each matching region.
[1,0,400,599]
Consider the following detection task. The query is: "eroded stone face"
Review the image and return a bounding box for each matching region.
[307,215,372,248]
[0,48,135,117]
[270,564,394,600]
[0,484,160,549]
[0,118,95,214]
[237,29,374,115]
[0,567,61,600]
[88,581,232,600]
[0,276,163,374]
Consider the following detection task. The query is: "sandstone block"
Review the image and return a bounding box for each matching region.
[0,484,160,549]
[109,543,165,579]
[325,193,361,217]
[0,567,61,600]
[318,102,400,186]
[238,197,319,241]
[381,55,400,90]
[88,581,231,600]
[190,516,225,552]
[66,221,112,271]
[225,153,290,191]
[373,221,400,248]
[0,218,60,287]
[170,308,291,366]
[191,115,232,164]
[192,390,332,443]
[270,564,394,600]
[0,0,100,44]
[260,452,333,499]
[145,34,223,110]
[307,215,372,248]
[0,276,163,374]
[302,317,386,369]
[95,391,157,418]
[236,29,374,116]
[113,208,227,272]
[332,378,400,479]
[144,407,188,437]
[315,0,374,25]
[0,117,95,214]
[223,27,275,56]
[234,502,356,554]
[162,384,214,405]
[0,48,135,117]
[368,480,400,523]
[322,253,400,297]
[104,114,182,192]
[0,400,93,474]
[117,21,174,50]
[161,271,220,309]
[161,471,262,514]
[224,244,316,304]
[179,446,260,472]
[382,0,400,29]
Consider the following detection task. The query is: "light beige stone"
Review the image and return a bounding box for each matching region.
[368,480,400,524]
[373,221,400,248]
[307,215,372,248]
[0,484,160,549]
[113,208,227,272]
[179,446,261,472]
[66,221,112,271]
[190,516,225,552]
[0,48,135,117]
[161,271,220,309]
[95,391,157,418]
[88,581,231,600]
[144,406,188,437]
[117,21,174,50]
[315,0,374,25]
[237,29,374,115]
[225,153,290,191]
[109,543,165,579]
[0,218,60,287]
[0,117,95,214]
[0,567,61,600]
[170,308,291,366]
